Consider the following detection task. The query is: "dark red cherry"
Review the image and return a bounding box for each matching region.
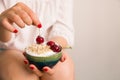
[47,41,55,46]
[50,44,62,52]
[36,35,44,44]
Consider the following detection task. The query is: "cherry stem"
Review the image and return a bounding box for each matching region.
[62,46,72,49]
[39,29,40,36]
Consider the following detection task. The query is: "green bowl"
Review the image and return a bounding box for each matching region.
[25,52,62,70]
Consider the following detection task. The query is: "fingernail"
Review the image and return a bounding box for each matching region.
[43,68,48,72]
[30,66,34,70]
[63,57,66,61]
[62,58,65,62]
[37,24,42,28]
[13,29,18,33]
[24,60,28,64]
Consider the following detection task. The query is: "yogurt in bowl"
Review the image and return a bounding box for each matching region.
[24,42,62,70]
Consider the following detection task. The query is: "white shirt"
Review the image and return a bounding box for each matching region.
[0,0,74,51]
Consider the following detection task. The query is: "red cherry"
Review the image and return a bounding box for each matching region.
[50,44,62,52]
[47,41,55,46]
[36,35,44,44]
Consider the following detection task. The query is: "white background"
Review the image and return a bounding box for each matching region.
[71,0,120,80]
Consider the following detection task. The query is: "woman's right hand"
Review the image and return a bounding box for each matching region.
[0,2,41,33]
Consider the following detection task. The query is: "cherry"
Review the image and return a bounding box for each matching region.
[47,41,55,47]
[36,35,44,44]
[50,44,62,52]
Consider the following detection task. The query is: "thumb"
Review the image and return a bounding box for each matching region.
[60,53,65,62]
[60,53,67,62]
[42,66,55,76]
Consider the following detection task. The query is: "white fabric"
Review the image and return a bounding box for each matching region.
[0,0,74,51]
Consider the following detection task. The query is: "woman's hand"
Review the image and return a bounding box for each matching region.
[41,53,74,80]
[0,2,40,32]
[24,52,74,80]
[0,2,41,42]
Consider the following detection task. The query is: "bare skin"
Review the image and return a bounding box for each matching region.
[0,50,39,80]
[40,53,74,80]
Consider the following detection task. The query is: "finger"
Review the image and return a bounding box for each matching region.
[29,64,43,77]
[7,11,25,28]
[60,53,66,62]
[1,18,18,33]
[23,52,27,60]
[19,2,41,26]
[16,9,32,25]
[42,66,54,76]
[23,52,26,56]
